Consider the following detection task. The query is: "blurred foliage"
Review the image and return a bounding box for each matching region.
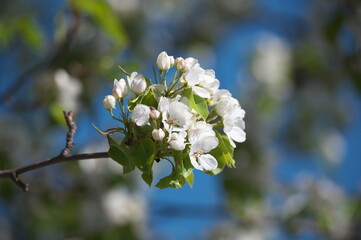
[1,0,361,239]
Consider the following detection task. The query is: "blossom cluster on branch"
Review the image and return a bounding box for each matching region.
[98,51,246,188]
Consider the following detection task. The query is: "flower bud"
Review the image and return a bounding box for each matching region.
[169,56,175,66]
[103,95,116,110]
[150,109,161,119]
[156,51,173,71]
[112,78,128,99]
[152,129,165,141]
[176,57,188,72]
[128,72,147,95]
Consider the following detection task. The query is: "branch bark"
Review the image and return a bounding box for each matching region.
[0,111,110,192]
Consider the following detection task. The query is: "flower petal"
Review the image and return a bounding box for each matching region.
[192,86,210,99]
[200,136,219,152]
[131,104,150,126]
[226,127,246,143]
[198,154,218,171]
[190,155,203,170]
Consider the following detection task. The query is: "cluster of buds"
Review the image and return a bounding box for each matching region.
[98,51,246,189]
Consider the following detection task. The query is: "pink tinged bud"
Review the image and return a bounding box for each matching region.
[150,109,161,119]
[152,129,165,141]
[112,79,128,99]
[103,95,116,110]
[176,58,188,72]
[175,57,183,64]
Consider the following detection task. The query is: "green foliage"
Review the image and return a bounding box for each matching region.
[207,130,235,175]
[156,150,194,189]
[131,138,155,172]
[141,170,153,187]
[181,88,209,120]
[108,136,135,173]
[156,167,185,189]
[128,87,158,111]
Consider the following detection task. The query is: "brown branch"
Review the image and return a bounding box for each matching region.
[0,111,109,192]
[0,152,109,192]
[61,111,77,157]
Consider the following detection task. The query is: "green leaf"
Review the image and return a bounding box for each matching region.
[141,170,153,187]
[186,172,194,187]
[207,130,235,175]
[173,150,194,179]
[156,150,193,189]
[131,138,155,172]
[107,136,135,174]
[181,88,209,120]
[181,155,194,179]
[155,168,186,189]
[140,88,158,108]
[127,94,142,111]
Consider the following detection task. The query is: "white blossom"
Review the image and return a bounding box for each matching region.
[152,129,165,141]
[210,89,232,105]
[131,104,150,126]
[156,51,173,71]
[188,121,218,171]
[103,95,116,110]
[127,72,147,95]
[223,107,246,146]
[168,130,187,151]
[215,97,240,117]
[112,78,128,99]
[183,65,219,99]
[158,97,194,131]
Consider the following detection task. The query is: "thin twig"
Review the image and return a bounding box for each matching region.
[61,111,77,157]
[0,152,109,192]
[0,111,109,192]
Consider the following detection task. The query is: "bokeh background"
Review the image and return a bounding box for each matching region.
[1,0,361,239]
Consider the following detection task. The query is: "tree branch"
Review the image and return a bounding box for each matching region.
[0,111,109,192]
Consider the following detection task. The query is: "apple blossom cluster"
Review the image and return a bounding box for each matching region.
[98,51,246,189]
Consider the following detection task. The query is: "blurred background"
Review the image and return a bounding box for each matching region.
[1,0,361,239]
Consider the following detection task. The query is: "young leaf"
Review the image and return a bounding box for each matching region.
[155,168,186,189]
[141,170,153,187]
[107,136,135,174]
[140,88,158,108]
[186,172,194,187]
[131,138,155,172]
[206,130,235,175]
[173,150,194,179]
[181,88,209,120]
[127,94,142,111]
[181,155,194,179]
